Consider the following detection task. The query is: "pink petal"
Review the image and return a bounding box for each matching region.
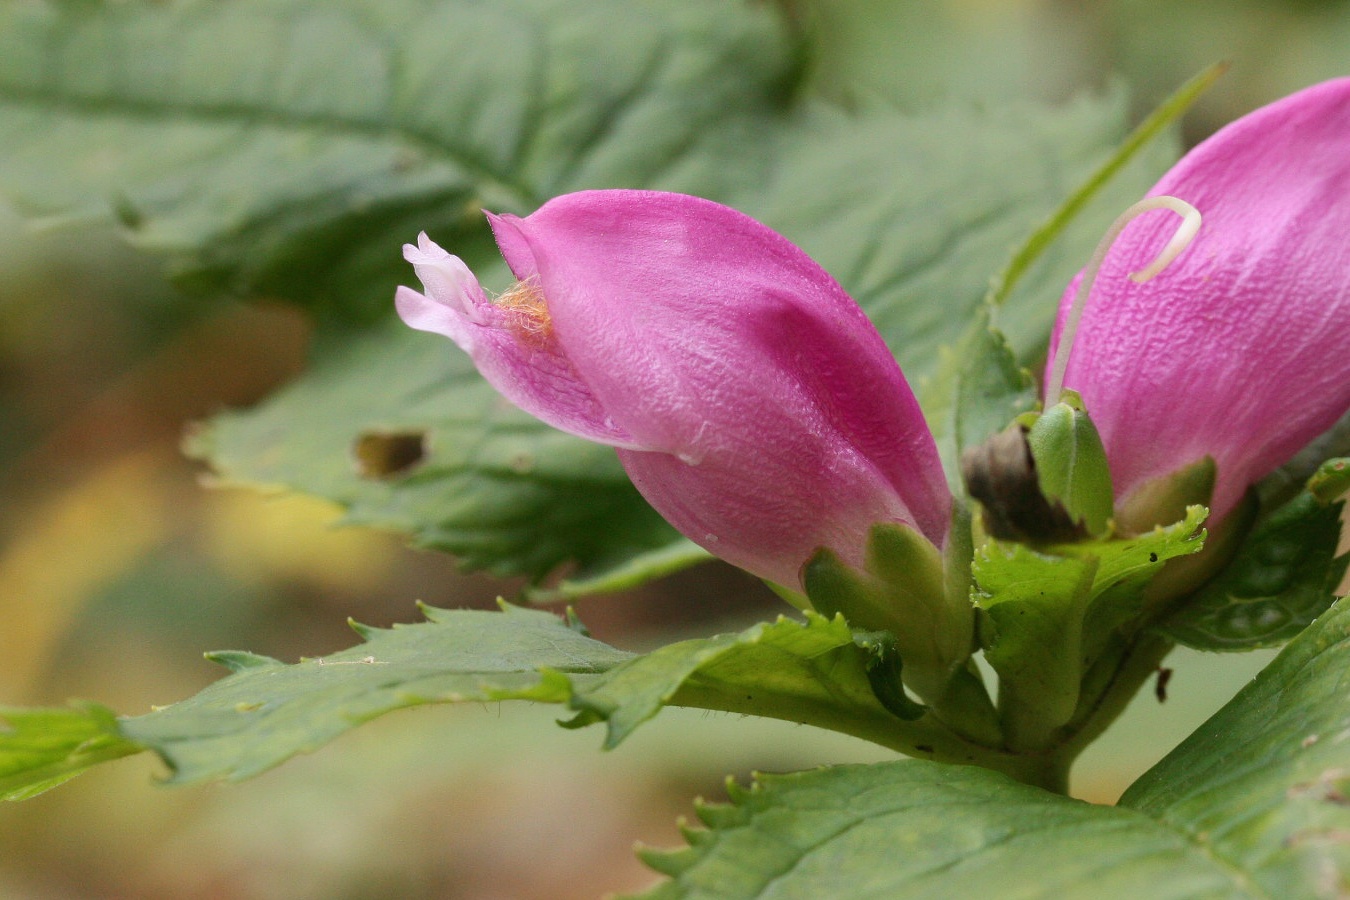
[396,232,634,447]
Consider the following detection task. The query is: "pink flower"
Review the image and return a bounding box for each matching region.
[396,190,949,589]
[1048,77,1350,525]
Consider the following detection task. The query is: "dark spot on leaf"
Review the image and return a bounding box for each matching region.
[353,430,427,479]
[392,148,424,173]
[112,194,144,230]
[1288,769,1350,806]
[915,744,934,754]
[1149,552,1159,562]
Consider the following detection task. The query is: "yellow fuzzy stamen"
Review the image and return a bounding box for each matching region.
[495,278,553,345]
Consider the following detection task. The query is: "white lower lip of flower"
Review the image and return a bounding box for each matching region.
[1044,195,1203,405]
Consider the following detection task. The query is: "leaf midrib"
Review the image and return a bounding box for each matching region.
[0,84,541,210]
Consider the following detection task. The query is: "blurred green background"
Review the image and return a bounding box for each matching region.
[1,0,1345,897]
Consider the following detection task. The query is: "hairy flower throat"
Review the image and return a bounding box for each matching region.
[495,278,553,345]
[1044,196,1202,404]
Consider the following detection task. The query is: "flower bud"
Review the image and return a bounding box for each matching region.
[1048,78,1350,528]
[397,190,951,590]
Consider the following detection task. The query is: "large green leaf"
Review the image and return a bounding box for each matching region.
[634,597,1350,899]
[0,0,799,319]
[3,603,1022,797]
[0,604,635,795]
[634,761,1250,900]
[118,603,630,784]
[186,316,699,582]
[190,91,1170,583]
[1,0,1177,585]
[1122,596,1350,894]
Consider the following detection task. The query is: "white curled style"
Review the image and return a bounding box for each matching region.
[1043,196,1203,405]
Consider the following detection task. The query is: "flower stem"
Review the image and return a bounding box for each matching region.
[1058,632,1175,765]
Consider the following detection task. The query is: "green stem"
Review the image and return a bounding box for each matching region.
[927,660,1003,746]
[985,750,1071,794]
[1057,632,1175,764]
[669,679,1072,793]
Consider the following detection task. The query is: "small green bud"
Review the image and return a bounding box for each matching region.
[801,523,966,705]
[960,393,1114,544]
[1024,390,1114,537]
[1308,457,1350,504]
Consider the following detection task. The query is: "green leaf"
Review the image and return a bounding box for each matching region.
[923,311,1038,492]
[983,63,1226,314]
[975,543,1098,744]
[737,90,1175,384]
[0,606,1019,798]
[0,704,141,801]
[632,760,1260,899]
[566,613,897,750]
[972,507,1207,747]
[527,538,713,602]
[186,318,696,582]
[0,0,799,320]
[1157,467,1350,651]
[0,607,1008,798]
[954,322,1038,466]
[192,90,1161,585]
[1122,597,1350,894]
[637,597,1350,898]
[565,612,1034,775]
[5,0,1176,587]
[119,603,632,784]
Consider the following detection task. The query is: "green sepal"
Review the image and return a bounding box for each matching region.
[1115,455,1216,534]
[802,524,967,703]
[851,631,926,721]
[763,580,812,612]
[1025,391,1114,537]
